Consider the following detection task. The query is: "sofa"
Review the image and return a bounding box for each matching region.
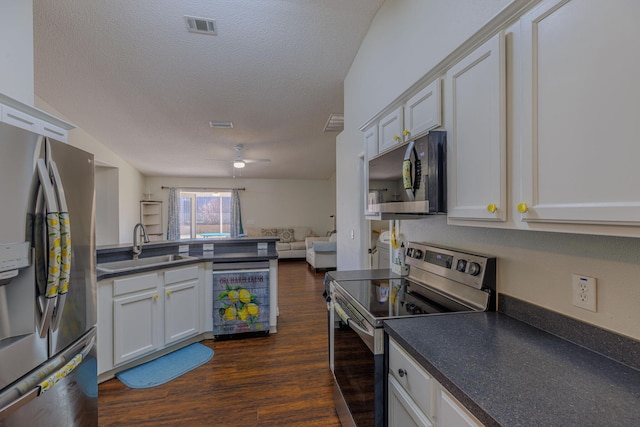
[306,233,337,272]
[244,226,317,259]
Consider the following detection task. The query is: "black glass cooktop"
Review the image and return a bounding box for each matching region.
[333,278,457,325]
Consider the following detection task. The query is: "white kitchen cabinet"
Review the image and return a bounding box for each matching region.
[388,338,435,427]
[405,79,441,142]
[437,389,482,427]
[98,263,206,379]
[388,337,484,427]
[378,106,405,153]
[364,125,379,159]
[112,273,162,366]
[164,266,200,345]
[375,79,442,156]
[388,375,433,427]
[445,32,506,222]
[518,0,640,226]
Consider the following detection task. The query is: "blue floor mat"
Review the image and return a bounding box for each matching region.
[116,343,214,389]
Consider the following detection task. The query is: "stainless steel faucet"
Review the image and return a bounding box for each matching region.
[132,223,150,260]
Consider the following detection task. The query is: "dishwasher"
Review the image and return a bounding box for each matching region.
[212,261,270,339]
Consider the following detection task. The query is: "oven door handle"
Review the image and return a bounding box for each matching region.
[333,300,374,339]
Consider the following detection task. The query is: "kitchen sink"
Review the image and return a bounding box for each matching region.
[97,254,198,273]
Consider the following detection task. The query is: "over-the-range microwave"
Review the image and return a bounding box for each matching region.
[366,130,446,219]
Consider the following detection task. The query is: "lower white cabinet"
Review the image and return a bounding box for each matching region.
[98,263,205,378]
[113,275,162,365]
[388,375,433,427]
[438,388,482,427]
[388,337,483,427]
[164,266,200,345]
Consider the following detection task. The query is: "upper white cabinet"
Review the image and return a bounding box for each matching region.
[373,79,443,155]
[364,124,379,159]
[405,79,442,141]
[518,0,640,226]
[379,106,405,153]
[446,32,507,222]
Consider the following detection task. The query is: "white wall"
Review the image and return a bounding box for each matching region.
[0,0,34,105]
[340,0,640,340]
[144,176,336,238]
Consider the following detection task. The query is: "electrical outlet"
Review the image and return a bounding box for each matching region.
[572,274,597,312]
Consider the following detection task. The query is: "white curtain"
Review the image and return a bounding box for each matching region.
[230,189,243,237]
[167,187,180,240]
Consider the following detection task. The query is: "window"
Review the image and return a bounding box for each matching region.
[179,191,231,239]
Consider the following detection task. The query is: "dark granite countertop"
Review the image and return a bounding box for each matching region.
[96,237,279,253]
[384,312,640,427]
[326,268,403,282]
[96,239,278,281]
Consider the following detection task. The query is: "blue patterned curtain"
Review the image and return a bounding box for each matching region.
[230,189,244,237]
[167,187,180,240]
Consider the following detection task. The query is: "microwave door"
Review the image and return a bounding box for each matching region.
[402,140,420,201]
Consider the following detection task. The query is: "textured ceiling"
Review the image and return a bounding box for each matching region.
[33,0,383,179]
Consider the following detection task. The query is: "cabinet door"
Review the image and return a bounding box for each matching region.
[519,0,640,225]
[364,125,379,159]
[437,388,482,427]
[405,79,442,140]
[113,289,162,365]
[164,279,200,345]
[379,106,404,153]
[388,375,433,427]
[446,33,506,221]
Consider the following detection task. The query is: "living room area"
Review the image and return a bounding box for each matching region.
[94,167,337,255]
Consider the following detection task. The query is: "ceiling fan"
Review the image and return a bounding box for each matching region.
[209,144,271,169]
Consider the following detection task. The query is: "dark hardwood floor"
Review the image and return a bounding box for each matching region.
[98,260,340,427]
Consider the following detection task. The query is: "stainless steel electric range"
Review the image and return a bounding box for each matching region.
[328,242,496,427]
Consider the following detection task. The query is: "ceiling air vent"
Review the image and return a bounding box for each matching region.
[209,121,233,128]
[323,113,344,132]
[184,16,217,35]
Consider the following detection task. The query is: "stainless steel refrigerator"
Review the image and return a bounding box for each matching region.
[0,120,97,426]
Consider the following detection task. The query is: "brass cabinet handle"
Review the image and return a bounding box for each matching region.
[517,202,529,213]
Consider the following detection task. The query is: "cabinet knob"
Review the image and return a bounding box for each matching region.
[166,290,172,296]
[403,129,409,137]
[487,203,497,213]
[398,368,407,378]
[517,202,529,213]
[393,135,400,141]
[153,294,159,300]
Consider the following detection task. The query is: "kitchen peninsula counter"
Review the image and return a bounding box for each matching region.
[384,296,640,426]
[97,238,279,280]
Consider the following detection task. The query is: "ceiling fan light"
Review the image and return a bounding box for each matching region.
[233,160,246,168]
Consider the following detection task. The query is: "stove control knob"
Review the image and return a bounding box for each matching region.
[456,259,467,272]
[468,262,481,276]
[413,249,424,259]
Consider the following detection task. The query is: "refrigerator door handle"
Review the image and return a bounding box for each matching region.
[36,159,61,338]
[48,161,71,332]
[0,330,96,419]
[0,388,39,419]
